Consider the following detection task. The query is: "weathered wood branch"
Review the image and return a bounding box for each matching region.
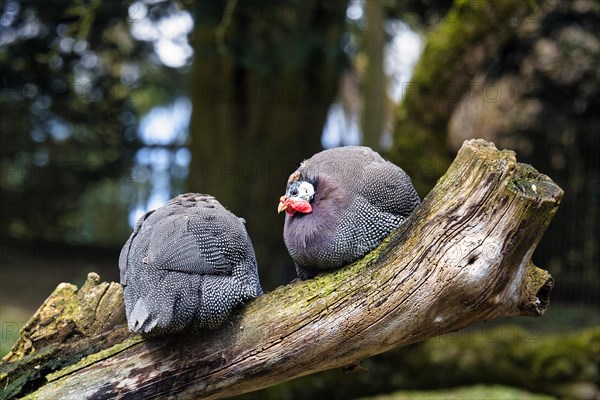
[0,140,562,400]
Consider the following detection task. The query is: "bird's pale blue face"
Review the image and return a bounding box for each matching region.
[278,180,315,216]
[287,181,315,202]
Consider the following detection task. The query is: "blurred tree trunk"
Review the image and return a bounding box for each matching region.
[389,0,538,196]
[362,0,386,150]
[390,0,597,303]
[188,1,348,289]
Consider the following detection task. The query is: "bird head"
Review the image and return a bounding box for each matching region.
[278,179,315,217]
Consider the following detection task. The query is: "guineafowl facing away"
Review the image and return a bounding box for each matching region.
[278,146,420,279]
[119,193,263,334]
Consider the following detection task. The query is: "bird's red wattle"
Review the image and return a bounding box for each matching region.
[278,196,312,216]
[289,199,312,214]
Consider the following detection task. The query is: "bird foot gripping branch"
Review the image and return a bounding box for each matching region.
[1,140,561,400]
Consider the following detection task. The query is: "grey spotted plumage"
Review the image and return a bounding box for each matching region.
[119,193,262,334]
[279,146,420,279]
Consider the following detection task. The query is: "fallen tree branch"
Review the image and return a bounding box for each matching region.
[0,140,562,399]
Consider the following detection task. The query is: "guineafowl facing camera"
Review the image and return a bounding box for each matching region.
[278,146,420,280]
[119,193,263,334]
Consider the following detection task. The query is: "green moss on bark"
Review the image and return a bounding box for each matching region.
[44,335,144,383]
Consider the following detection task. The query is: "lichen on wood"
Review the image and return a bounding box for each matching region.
[0,273,130,399]
[0,139,562,400]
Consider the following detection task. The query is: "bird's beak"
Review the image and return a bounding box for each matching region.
[278,196,289,214]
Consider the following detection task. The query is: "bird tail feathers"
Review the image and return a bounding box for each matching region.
[129,298,158,333]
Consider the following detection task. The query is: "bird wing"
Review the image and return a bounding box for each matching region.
[360,160,419,217]
[146,214,232,275]
[119,209,155,285]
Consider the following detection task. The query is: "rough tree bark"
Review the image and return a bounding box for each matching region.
[0,140,561,399]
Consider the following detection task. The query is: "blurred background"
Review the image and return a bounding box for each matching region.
[0,0,598,399]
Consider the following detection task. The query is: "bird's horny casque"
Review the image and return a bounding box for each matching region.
[279,146,420,280]
[119,193,262,334]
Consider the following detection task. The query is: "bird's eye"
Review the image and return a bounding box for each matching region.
[290,188,299,197]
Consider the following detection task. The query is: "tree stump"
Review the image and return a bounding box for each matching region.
[0,140,562,399]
